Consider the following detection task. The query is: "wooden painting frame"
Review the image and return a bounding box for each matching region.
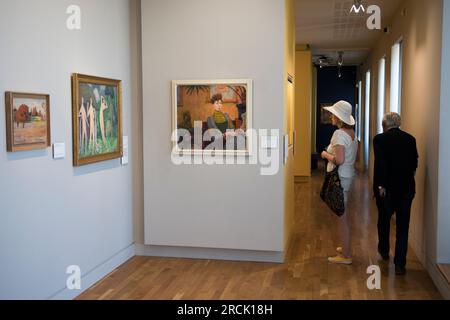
[172,79,253,156]
[5,91,51,152]
[71,73,123,167]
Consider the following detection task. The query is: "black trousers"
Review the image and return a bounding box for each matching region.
[376,193,414,268]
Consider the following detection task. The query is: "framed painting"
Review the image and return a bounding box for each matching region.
[320,103,333,125]
[5,92,51,152]
[72,73,123,166]
[172,79,253,156]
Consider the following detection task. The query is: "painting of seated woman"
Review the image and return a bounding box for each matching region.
[172,79,252,155]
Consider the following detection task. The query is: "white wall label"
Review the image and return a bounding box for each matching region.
[53,143,65,159]
[121,136,129,165]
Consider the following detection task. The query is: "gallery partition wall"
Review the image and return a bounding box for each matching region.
[140,0,287,261]
[0,0,137,300]
[438,0,450,267]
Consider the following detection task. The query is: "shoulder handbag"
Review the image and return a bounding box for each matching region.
[320,166,345,217]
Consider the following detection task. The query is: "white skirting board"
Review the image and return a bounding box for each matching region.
[427,260,450,300]
[135,244,284,263]
[49,244,135,300]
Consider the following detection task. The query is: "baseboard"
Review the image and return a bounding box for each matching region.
[427,260,450,300]
[135,244,284,263]
[438,257,450,264]
[409,240,449,299]
[437,264,450,284]
[49,243,135,300]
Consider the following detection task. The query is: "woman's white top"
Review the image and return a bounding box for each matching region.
[326,129,358,178]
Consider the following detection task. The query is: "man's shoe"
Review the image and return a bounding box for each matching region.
[395,265,406,276]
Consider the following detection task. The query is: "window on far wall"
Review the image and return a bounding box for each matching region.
[377,57,386,134]
[357,80,363,141]
[365,71,371,168]
[390,41,403,114]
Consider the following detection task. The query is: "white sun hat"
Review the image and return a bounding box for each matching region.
[324,100,355,126]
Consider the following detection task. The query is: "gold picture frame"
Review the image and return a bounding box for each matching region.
[71,73,123,166]
[172,79,253,156]
[5,91,51,152]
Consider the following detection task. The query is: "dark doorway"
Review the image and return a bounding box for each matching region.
[316,66,357,154]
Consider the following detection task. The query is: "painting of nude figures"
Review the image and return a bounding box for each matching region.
[71,74,122,166]
[172,79,253,156]
[5,92,51,152]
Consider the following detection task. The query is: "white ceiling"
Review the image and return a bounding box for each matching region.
[296,0,403,65]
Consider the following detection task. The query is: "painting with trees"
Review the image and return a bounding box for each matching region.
[72,74,123,166]
[5,92,51,152]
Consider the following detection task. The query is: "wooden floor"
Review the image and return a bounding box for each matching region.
[77,170,441,300]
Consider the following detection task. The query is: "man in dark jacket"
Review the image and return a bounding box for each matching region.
[373,113,418,275]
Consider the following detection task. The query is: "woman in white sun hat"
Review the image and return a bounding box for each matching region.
[321,100,359,265]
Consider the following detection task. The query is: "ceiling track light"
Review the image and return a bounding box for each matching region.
[337,51,344,78]
[350,0,365,13]
[337,51,344,67]
[316,56,330,68]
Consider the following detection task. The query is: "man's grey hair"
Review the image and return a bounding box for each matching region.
[382,112,401,129]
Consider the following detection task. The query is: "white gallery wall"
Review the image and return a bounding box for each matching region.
[0,0,137,299]
[438,0,450,265]
[140,0,286,256]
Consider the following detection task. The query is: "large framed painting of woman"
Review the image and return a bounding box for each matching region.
[71,73,123,166]
[172,79,253,156]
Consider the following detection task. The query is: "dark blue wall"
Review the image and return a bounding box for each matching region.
[316,66,357,153]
